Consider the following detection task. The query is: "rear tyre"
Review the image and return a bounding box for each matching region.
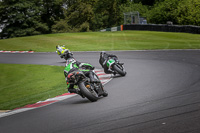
[78,82,98,102]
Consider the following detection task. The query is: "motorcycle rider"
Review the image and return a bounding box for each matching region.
[64,57,100,94]
[56,45,73,60]
[99,51,118,74]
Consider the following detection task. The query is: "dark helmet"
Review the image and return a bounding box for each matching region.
[100,51,106,57]
[64,49,69,55]
[63,50,73,60]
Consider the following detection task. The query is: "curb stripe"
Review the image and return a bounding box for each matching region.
[0,50,34,53]
[14,101,58,109]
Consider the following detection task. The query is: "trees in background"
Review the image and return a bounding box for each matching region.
[0,0,49,38]
[52,0,127,33]
[132,0,156,6]
[148,0,200,25]
[41,0,65,33]
[148,0,180,24]
[120,2,149,18]
[0,0,65,38]
[176,0,200,26]
[0,0,200,38]
[92,0,126,30]
[63,0,95,32]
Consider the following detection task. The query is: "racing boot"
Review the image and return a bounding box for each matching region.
[101,85,108,97]
[113,71,116,76]
[97,89,108,97]
[96,85,108,97]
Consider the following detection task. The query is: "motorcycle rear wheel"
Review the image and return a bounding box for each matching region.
[78,82,98,102]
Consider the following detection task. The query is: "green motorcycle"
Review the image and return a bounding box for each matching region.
[65,63,108,102]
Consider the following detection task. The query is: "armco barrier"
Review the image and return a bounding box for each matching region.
[123,24,200,34]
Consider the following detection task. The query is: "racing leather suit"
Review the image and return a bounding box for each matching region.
[64,61,97,93]
[99,52,118,74]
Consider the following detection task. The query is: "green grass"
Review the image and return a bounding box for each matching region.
[0,64,67,110]
[0,31,200,52]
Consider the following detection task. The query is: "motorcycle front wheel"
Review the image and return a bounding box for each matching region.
[113,64,126,76]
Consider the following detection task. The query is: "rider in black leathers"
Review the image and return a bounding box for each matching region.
[99,51,118,74]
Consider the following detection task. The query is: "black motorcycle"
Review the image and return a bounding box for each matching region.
[67,70,108,102]
[107,58,126,76]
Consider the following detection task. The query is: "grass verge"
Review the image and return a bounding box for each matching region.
[0,64,66,110]
[0,31,200,52]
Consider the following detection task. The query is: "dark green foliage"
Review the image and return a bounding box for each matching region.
[148,0,180,24]
[120,2,149,17]
[52,19,72,33]
[133,0,156,6]
[66,0,94,32]
[0,0,49,38]
[92,0,123,30]
[148,0,200,26]
[0,0,65,38]
[176,0,200,26]
[40,0,65,33]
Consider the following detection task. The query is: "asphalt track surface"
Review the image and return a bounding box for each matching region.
[0,50,200,133]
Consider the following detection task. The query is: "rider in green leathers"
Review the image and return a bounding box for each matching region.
[64,57,100,94]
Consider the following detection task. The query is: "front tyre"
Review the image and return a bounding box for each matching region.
[78,82,98,102]
[113,64,126,76]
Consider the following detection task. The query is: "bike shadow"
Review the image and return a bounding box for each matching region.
[111,74,124,78]
[70,99,95,104]
[54,61,66,66]
[70,97,105,104]
[57,61,66,63]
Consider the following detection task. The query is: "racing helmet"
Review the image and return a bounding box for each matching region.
[100,51,106,57]
[65,58,76,66]
[64,49,69,55]
[56,45,66,55]
[56,45,65,49]
[63,49,74,60]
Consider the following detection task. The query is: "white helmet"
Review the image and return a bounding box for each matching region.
[65,58,76,66]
